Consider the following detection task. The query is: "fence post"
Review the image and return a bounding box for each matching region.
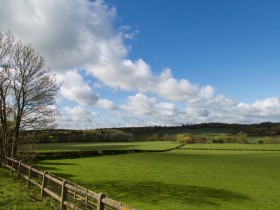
[27,166,33,187]
[17,161,22,178]
[97,193,105,210]
[41,171,48,197]
[10,158,15,174]
[73,184,77,198]
[61,180,68,210]
[4,156,7,167]
[86,189,89,203]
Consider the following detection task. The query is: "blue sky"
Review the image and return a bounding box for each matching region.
[0,0,280,129]
[107,0,280,102]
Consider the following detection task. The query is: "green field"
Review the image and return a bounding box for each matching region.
[182,143,280,150]
[35,141,181,152]
[0,167,57,210]
[36,143,280,210]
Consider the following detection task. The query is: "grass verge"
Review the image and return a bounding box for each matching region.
[0,167,58,210]
[182,143,280,150]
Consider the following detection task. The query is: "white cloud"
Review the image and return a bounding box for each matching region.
[0,0,116,71]
[1,0,279,128]
[237,97,280,120]
[57,106,98,129]
[58,70,99,106]
[97,99,119,110]
[90,56,215,104]
[117,94,186,126]
[120,94,157,115]
[0,0,225,107]
[155,102,178,117]
[56,95,280,128]
[199,85,215,99]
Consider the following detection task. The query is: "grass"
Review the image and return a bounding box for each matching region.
[34,141,181,153]
[0,167,58,210]
[182,143,280,150]
[37,147,280,210]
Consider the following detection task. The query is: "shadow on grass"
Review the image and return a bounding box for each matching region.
[34,162,77,178]
[50,172,77,180]
[38,162,77,166]
[88,180,250,207]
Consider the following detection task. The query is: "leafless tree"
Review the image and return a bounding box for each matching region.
[0,31,14,161]
[0,31,60,161]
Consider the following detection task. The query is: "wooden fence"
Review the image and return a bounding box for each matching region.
[4,157,135,210]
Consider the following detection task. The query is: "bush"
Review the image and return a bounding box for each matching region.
[257,140,264,144]
[177,133,206,144]
[212,134,229,143]
[103,129,134,142]
[146,134,161,141]
[212,138,225,143]
[162,134,177,141]
[177,133,192,143]
[211,133,248,144]
[264,136,280,144]
[193,135,207,143]
[236,132,248,143]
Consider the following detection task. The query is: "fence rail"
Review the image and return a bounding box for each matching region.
[4,157,134,210]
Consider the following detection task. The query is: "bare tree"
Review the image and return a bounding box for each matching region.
[0,31,14,161]
[0,31,60,161]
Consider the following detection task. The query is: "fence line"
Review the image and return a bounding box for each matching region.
[4,157,134,210]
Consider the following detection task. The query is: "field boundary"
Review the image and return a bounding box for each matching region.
[4,157,135,210]
[34,143,186,160]
[180,148,280,152]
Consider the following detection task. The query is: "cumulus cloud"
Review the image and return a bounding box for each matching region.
[90,56,214,103]
[57,106,98,129]
[1,0,279,128]
[117,94,185,126]
[0,0,116,71]
[97,99,119,110]
[237,97,280,121]
[0,0,224,106]
[57,70,99,106]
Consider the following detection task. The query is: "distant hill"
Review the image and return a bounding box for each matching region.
[23,122,280,143]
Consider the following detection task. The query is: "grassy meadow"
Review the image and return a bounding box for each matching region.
[36,143,280,210]
[182,143,280,150]
[0,167,58,210]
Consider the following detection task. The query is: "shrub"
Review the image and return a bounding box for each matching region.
[236,132,248,143]
[212,138,225,143]
[177,133,192,143]
[225,132,248,143]
[104,129,134,142]
[212,134,233,143]
[177,133,206,144]
[146,134,161,141]
[193,135,207,143]
[162,134,177,141]
[264,136,280,144]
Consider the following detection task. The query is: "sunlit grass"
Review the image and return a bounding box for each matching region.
[37,149,280,210]
[0,167,58,210]
[182,143,280,150]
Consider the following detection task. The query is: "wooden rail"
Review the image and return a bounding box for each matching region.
[4,157,135,210]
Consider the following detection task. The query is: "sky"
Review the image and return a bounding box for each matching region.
[0,0,280,129]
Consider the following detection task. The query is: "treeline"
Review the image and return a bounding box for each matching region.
[32,129,134,143]
[21,122,280,144]
[184,122,280,136]
[119,122,280,136]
